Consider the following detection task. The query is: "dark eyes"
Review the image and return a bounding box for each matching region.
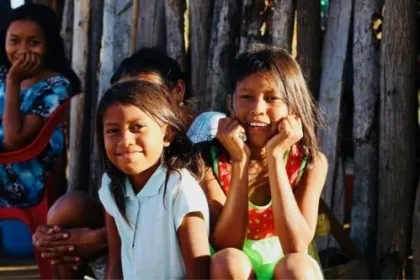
[30,40,41,46]
[238,94,281,102]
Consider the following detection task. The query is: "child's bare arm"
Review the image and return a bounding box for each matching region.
[105,213,122,279]
[3,54,44,150]
[177,212,210,279]
[268,151,327,253]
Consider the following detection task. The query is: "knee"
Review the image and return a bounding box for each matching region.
[47,191,103,228]
[210,248,254,280]
[274,253,323,280]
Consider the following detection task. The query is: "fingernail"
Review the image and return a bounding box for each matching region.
[51,260,56,265]
[36,242,40,247]
[63,233,69,238]
[69,246,74,251]
[73,266,78,270]
[41,253,45,258]
[74,257,80,261]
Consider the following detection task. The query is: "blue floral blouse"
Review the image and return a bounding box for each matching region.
[0,66,71,207]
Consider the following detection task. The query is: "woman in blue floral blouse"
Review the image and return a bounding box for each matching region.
[0,4,81,207]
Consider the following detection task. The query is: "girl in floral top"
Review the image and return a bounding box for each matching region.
[0,4,81,207]
[201,44,327,279]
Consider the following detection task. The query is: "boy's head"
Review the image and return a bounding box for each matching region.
[110,48,189,104]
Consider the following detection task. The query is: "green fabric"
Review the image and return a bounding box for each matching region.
[243,237,283,279]
[208,142,323,278]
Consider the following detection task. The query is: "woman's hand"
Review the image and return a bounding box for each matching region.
[7,53,41,84]
[266,115,303,157]
[216,117,250,163]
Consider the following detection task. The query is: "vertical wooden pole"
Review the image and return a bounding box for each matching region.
[68,0,90,190]
[206,0,240,111]
[271,0,295,52]
[350,0,381,269]
[189,0,213,110]
[317,0,353,250]
[165,0,186,69]
[377,0,417,277]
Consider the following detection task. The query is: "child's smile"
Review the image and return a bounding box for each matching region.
[103,103,170,189]
[233,72,289,148]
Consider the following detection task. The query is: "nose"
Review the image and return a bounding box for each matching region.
[17,42,29,54]
[119,130,135,147]
[249,98,266,115]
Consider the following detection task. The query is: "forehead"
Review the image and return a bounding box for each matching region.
[7,20,45,38]
[103,103,148,122]
[235,72,279,92]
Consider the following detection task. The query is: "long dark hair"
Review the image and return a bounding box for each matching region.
[96,80,204,223]
[0,4,81,93]
[230,44,320,162]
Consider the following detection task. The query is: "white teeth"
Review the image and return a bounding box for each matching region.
[249,122,267,127]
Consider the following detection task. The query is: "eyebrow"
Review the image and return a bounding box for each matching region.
[8,34,42,39]
[238,87,277,95]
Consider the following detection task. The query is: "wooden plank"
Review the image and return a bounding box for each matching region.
[60,0,74,61]
[136,0,166,50]
[377,0,417,278]
[271,0,295,51]
[129,0,140,55]
[413,179,420,279]
[206,0,240,111]
[238,0,266,54]
[316,0,353,251]
[189,0,213,111]
[91,0,116,191]
[113,0,132,68]
[350,0,380,268]
[165,0,186,69]
[296,0,320,97]
[68,0,90,191]
[317,0,353,209]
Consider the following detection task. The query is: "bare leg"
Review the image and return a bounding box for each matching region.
[274,253,324,280]
[210,248,256,280]
[47,191,104,279]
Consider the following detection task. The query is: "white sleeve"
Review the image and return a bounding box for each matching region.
[187,111,226,144]
[98,173,117,217]
[172,171,210,234]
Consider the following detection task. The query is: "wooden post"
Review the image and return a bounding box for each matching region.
[239,0,266,54]
[113,0,133,67]
[130,0,140,55]
[317,0,353,250]
[68,0,90,191]
[60,0,74,61]
[317,0,353,209]
[350,0,381,268]
[206,0,240,111]
[271,0,295,51]
[296,0,320,97]
[136,0,166,50]
[165,0,186,69]
[377,0,417,277]
[189,0,213,111]
[413,179,420,279]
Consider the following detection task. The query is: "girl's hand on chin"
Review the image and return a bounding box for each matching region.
[216,117,250,163]
[266,115,303,158]
[7,53,41,84]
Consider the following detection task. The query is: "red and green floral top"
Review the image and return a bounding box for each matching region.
[210,144,307,240]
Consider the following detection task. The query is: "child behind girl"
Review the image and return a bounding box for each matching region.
[97,80,210,279]
[201,44,327,279]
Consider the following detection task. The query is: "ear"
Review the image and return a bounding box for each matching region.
[227,94,234,116]
[163,126,175,147]
[172,80,186,104]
